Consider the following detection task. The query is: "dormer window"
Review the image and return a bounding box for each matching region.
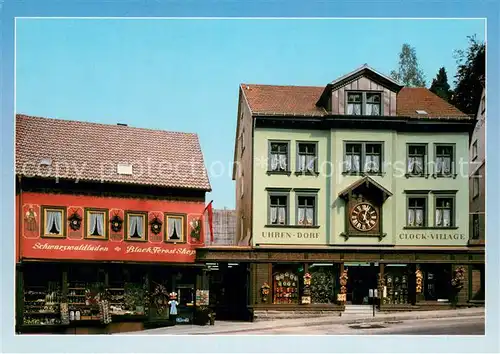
[366,93,381,115]
[346,92,382,116]
[347,93,362,115]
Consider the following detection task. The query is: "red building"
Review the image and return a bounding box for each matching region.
[16,114,212,333]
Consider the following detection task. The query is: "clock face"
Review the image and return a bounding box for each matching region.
[350,202,378,231]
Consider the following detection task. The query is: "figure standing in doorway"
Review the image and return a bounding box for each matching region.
[168,292,179,325]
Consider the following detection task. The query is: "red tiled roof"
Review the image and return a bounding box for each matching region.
[241,84,470,120]
[396,87,469,119]
[16,114,212,191]
[241,84,325,116]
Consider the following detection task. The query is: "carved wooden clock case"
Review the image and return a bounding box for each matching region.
[339,177,391,241]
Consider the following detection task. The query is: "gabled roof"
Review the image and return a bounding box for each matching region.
[16,114,212,191]
[396,87,471,119]
[240,65,470,120]
[328,63,403,92]
[241,84,470,120]
[338,176,392,201]
[240,83,325,116]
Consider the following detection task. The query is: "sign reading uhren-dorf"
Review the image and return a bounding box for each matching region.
[261,231,320,239]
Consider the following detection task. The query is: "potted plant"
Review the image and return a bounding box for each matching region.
[194,306,210,326]
[208,309,216,325]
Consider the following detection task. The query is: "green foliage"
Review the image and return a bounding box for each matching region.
[450,35,485,115]
[430,67,452,102]
[390,43,426,87]
[194,306,212,325]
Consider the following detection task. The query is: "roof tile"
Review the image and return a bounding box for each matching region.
[241,84,470,120]
[16,114,212,191]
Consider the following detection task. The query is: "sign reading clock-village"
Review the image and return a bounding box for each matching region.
[261,231,320,239]
[398,232,466,241]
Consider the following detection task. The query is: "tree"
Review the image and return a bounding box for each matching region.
[430,67,452,102]
[390,43,426,87]
[450,35,485,116]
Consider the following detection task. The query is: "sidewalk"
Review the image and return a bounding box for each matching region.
[128,307,484,335]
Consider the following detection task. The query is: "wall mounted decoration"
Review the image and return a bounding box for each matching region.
[260,282,270,303]
[24,205,38,232]
[110,212,123,233]
[337,269,348,303]
[68,209,82,231]
[23,204,40,239]
[415,267,423,293]
[190,218,202,241]
[149,214,163,235]
[301,273,312,304]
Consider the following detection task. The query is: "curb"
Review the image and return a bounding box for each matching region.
[179,309,485,335]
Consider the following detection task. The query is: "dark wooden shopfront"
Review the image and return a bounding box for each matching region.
[197,246,485,319]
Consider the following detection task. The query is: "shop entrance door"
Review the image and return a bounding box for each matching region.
[345,263,377,305]
[208,263,250,321]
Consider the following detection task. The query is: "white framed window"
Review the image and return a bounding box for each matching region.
[347,92,382,116]
[126,212,147,241]
[344,142,383,174]
[407,197,427,227]
[434,144,454,176]
[165,214,185,242]
[435,197,454,228]
[297,142,317,174]
[268,193,289,225]
[85,209,107,240]
[42,206,65,238]
[268,141,290,173]
[296,195,317,226]
[407,144,427,176]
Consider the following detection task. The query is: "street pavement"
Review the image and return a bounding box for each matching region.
[237,316,485,335]
[128,307,484,336]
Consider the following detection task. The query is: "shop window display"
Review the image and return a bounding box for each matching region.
[309,264,338,304]
[383,265,410,305]
[23,265,62,326]
[106,266,147,316]
[67,266,105,322]
[272,264,302,304]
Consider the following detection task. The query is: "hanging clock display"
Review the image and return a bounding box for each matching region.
[149,215,163,235]
[110,213,123,232]
[68,211,82,231]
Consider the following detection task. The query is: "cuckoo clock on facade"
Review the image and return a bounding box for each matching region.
[149,214,163,235]
[110,212,123,232]
[338,176,392,241]
[349,201,379,232]
[68,209,83,231]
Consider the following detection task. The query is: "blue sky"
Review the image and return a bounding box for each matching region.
[15,19,485,208]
